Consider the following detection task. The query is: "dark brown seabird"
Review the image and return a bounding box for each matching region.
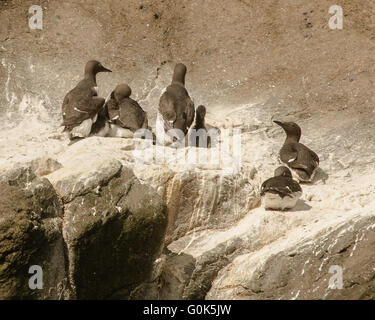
[91,84,153,140]
[260,166,303,211]
[61,60,112,140]
[107,84,148,132]
[189,105,211,148]
[273,120,320,182]
[158,63,195,136]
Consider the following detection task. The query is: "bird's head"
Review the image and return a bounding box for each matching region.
[85,60,112,76]
[196,105,206,118]
[273,120,302,142]
[114,84,132,102]
[274,166,292,178]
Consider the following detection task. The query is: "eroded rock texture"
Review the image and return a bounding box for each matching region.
[0,160,168,300]
[207,214,375,300]
[0,165,66,300]
[49,159,168,299]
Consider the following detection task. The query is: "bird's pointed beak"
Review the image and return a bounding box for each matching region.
[273,120,283,126]
[100,65,112,73]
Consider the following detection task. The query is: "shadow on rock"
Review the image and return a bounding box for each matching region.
[290,199,312,212]
[313,167,329,184]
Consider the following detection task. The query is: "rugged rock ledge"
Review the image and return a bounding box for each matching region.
[0,164,65,299]
[0,158,168,299]
[1,118,375,300]
[207,213,375,300]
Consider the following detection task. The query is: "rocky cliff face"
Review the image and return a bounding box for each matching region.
[207,214,375,300]
[0,163,65,299]
[1,0,375,300]
[0,159,167,299]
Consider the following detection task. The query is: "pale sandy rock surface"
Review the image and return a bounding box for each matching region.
[207,210,375,300]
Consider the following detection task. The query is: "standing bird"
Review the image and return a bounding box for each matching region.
[273,121,319,182]
[260,166,302,211]
[105,84,149,138]
[189,105,211,148]
[158,63,195,139]
[61,60,112,141]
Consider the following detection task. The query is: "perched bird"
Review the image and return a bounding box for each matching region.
[158,63,195,138]
[61,60,112,141]
[100,84,150,139]
[260,166,302,211]
[189,105,211,148]
[274,121,319,182]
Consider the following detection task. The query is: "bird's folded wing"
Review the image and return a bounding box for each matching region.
[61,94,90,126]
[261,184,291,197]
[185,99,195,129]
[290,144,319,172]
[309,148,320,165]
[261,178,301,197]
[280,144,298,164]
[159,92,177,122]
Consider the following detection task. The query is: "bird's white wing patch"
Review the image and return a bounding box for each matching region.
[74,107,89,114]
[104,92,112,104]
[288,157,297,163]
[71,118,93,138]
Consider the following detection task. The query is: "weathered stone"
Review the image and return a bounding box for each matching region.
[159,249,196,300]
[29,158,63,177]
[181,241,240,300]
[0,166,66,300]
[149,169,259,245]
[46,157,123,203]
[53,137,261,246]
[47,158,168,299]
[207,213,375,300]
[0,164,37,189]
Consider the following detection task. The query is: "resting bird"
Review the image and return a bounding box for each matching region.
[61,60,112,141]
[91,83,152,140]
[158,63,195,139]
[189,105,211,148]
[261,166,302,211]
[107,84,149,137]
[273,121,319,182]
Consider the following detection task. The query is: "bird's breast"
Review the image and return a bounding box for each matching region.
[262,191,302,211]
